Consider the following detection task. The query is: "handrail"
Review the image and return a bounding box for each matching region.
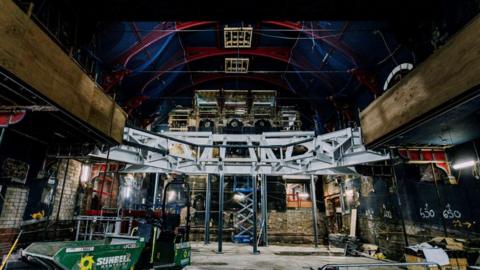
[318,262,443,270]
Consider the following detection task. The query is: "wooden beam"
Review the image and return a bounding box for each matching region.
[0,0,126,143]
[360,16,480,146]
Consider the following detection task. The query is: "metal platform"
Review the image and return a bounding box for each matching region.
[91,127,389,176]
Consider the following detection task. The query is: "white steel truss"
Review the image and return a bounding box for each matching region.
[90,127,390,175]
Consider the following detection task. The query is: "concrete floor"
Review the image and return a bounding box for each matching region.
[186,242,381,270]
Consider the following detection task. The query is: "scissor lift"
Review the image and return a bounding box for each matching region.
[232,176,255,243]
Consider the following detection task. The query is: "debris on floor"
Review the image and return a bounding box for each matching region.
[405,239,469,270]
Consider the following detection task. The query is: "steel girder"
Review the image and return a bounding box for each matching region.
[90,126,389,176]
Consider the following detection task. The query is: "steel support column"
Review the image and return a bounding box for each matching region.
[391,155,409,247]
[153,173,160,209]
[204,174,212,244]
[261,175,268,246]
[310,175,319,248]
[252,175,259,254]
[217,173,224,253]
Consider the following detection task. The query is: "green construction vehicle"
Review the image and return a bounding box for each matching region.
[18,176,192,270]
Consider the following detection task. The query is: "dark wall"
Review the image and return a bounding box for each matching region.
[0,125,51,219]
[347,143,480,259]
[354,168,480,235]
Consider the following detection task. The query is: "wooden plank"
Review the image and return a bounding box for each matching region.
[0,0,126,143]
[349,208,357,237]
[360,16,480,145]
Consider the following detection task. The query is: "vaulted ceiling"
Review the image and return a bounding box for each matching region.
[93,20,421,130]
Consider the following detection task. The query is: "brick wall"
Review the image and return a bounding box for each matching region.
[51,159,81,221]
[268,209,327,244]
[0,187,29,229]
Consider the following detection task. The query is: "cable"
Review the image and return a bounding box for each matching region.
[104,27,393,33]
[373,30,399,66]
[256,31,342,41]
[133,70,349,74]
[376,45,402,66]
[310,21,316,50]
[176,23,195,87]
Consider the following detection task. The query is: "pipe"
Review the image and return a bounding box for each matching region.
[217,173,224,253]
[310,175,319,248]
[204,174,211,244]
[390,149,409,247]
[431,162,448,237]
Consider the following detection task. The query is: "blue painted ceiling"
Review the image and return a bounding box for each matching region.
[92,21,417,130]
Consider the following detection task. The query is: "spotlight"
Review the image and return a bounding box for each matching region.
[452,160,476,170]
[80,163,91,183]
[233,193,246,202]
[167,191,177,202]
[298,192,309,199]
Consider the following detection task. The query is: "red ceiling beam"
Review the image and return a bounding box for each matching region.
[123,47,293,113]
[114,21,216,68]
[140,47,292,94]
[123,46,337,112]
[185,47,291,63]
[0,111,26,127]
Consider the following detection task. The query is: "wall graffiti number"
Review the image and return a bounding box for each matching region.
[419,203,435,219]
[382,204,392,219]
[443,204,461,219]
[365,209,374,219]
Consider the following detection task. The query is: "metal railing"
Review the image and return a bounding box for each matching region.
[315,262,443,270]
[74,215,133,241]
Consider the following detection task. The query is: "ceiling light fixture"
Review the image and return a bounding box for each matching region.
[224,26,253,48]
[452,160,476,170]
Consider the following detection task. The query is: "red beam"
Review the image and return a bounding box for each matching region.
[140,47,292,94]
[125,46,339,112]
[0,111,26,127]
[185,46,291,63]
[114,21,216,68]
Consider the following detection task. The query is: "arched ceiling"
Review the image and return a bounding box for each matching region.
[93,20,417,130]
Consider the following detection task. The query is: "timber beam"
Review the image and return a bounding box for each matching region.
[0,0,126,143]
[360,15,480,147]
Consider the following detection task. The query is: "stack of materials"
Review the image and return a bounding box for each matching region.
[328,233,361,255]
[405,237,468,270]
